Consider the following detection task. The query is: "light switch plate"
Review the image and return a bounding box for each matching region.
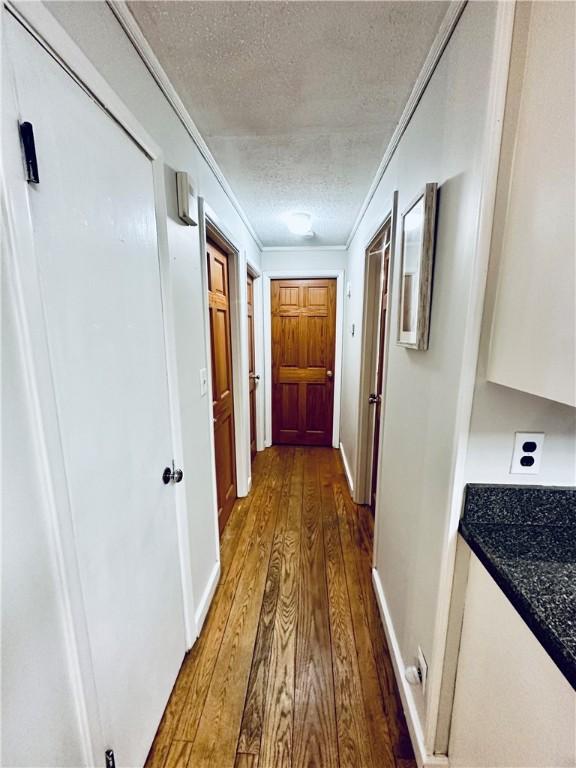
[510,432,544,474]
[200,367,208,397]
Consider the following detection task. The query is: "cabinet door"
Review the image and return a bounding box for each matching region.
[450,554,575,766]
[487,1,575,406]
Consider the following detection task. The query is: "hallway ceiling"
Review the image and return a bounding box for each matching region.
[127,1,450,247]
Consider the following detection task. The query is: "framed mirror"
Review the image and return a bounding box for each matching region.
[397,183,438,350]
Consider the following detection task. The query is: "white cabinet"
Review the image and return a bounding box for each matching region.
[449,553,576,767]
[487,1,575,407]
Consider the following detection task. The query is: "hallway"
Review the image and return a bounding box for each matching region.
[146,447,415,768]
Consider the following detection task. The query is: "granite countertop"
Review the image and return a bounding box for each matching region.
[459,485,576,691]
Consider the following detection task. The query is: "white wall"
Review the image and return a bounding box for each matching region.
[262,247,348,273]
[449,554,576,767]
[465,1,576,487]
[341,0,502,742]
[44,1,263,626]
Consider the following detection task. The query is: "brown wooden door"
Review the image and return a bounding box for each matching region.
[247,274,257,460]
[207,238,237,532]
[271,278,336,446]
[370,225,392,510]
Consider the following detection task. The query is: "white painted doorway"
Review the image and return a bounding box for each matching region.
[5,13,187,765]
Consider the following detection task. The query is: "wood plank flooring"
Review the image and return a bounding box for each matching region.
[146,446,416,768]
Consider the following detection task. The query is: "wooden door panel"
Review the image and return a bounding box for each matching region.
[276,316,300,365]
[278,366,325,384]
[271,278,336,446]
[278,285,300,309]
[305,384,328,429]
[212,308,232,400]
[281,384,299,429]
[215,412,236,505]
[248,315,255,372]
[306,317,328,367]
[210,256,226,296]
[306,285,329,309]
[207,238,237,531]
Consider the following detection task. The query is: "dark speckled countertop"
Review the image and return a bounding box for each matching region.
[459,485,576,691]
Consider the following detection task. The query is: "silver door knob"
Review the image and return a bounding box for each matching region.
[250,373,260,381]
[327,370,333,378]
[162,464,184,484]
[368,393,381,404]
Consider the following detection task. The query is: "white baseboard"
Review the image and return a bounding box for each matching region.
[339,442,354,496]
[193,561,221,638]
[372,568,449,768]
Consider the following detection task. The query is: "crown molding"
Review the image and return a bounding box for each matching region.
[345,0,468,248]
[106,0,263,251]
[261,244,348,252]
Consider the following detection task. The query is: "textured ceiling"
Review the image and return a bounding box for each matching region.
[127,1,449,246]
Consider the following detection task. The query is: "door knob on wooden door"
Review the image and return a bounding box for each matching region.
[326,370,333,378]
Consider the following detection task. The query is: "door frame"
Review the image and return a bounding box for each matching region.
[3,2,196,762]
[263,269,344,449]
[199,200,251,501]
[354,193,398,505]
[246,257,265,458]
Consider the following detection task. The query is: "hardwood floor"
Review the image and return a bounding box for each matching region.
[146,446,416,768]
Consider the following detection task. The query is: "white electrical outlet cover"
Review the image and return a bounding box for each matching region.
[417,646,428,696]
[510,432,544,474]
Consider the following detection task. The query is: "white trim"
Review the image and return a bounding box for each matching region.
[372,569,449,768]
[152,159,198,649]
[106,0,263,252]
[261,244,348,252]
[246,258,266,453]
[246,255,262,279]
[193,561,221,635]
[354,194,398,507]
[423,0,516,751]
[345,0,467,248]
[197,199,223,563]
[202,205,251,499]
[263,270,344,449]
[339,442,355,496]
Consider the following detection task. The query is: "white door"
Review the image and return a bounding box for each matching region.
[6,16,186,766]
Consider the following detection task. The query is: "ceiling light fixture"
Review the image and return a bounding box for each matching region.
[286,211,314,237]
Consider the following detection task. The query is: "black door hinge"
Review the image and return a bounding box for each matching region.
[19,121,40,184]
[105,749,115,768]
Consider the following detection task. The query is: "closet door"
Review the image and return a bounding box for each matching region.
[6,16,186,765]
